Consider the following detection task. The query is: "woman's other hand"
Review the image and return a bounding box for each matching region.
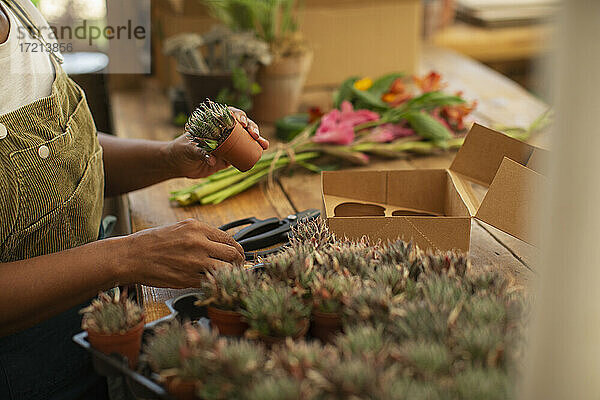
[120,219,245,289]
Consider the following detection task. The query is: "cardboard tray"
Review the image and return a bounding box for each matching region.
[73,293,207,400]
[321,123,549,252]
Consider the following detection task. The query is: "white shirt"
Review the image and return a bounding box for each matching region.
[0,0,56,115]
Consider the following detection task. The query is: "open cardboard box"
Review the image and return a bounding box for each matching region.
[321,123,549,252]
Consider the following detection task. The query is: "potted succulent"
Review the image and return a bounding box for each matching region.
[169,324,222,400]
[195,265,260,336]
[342,285,401,329]
[164,26,271,112]
[197,340,266,400]
[80,288,145,369]
[242,282,310,345]
[204,0,312,122]
[309,272,362,343]
[143,320,196,399]
[185,99,263,172]
[262,244,319,302]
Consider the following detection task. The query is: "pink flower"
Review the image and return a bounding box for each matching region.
[369,123,415,143]
[313,101,379,145]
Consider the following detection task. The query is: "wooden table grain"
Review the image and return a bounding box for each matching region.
[111,46,543,321]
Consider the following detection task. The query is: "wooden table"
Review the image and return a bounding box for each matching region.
[111,46,547,322]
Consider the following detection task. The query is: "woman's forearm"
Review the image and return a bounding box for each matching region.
[99,133,177,197]
[0,237,127,336]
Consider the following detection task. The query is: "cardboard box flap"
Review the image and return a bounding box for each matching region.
[449,123,538,187]
[475,157,547,245]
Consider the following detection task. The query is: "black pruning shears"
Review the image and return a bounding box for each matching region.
[219,209,320,261]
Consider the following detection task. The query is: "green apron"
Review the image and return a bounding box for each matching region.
[0,1,107,398]
[0,32,104,261]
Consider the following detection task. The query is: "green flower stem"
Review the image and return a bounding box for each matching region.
[200,152,320,205]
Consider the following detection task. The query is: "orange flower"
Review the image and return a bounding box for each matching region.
[413,71,446,93]
[382,78,412,106]
[440,96,477,131]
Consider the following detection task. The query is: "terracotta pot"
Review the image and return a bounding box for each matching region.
[252,51,313,123]
[310,311,342,343]
[87,319,145,369]
[258,319,310,346]
[167,378,198,400]
[212,121,263,172]
[207,306,248,337]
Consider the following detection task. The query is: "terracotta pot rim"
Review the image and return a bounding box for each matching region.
[86,319,145,338]
[207,305,242,315]
[312,310,342,319]
[259,319,310,341]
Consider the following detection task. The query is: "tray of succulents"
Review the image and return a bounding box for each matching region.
[73,291,179,400]
[73,292,213,400]
[219,208,320,260]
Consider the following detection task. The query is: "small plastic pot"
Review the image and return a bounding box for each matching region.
[167,377,198,400]
[212,121,263,172]
[86,319,145,369]
[310,311,342,343]
[207,306,248,337]
[258,319,310,346]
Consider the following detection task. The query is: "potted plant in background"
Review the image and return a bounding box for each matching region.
[164,25,271,112]
[80,288,145,369]
[242,282,310,345]
[185,99,263,171]
[195,265,260,336]
[309,272,361,343]
[204,0,312,123]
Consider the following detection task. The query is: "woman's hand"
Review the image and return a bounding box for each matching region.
[163,108,269,179]
[120,219,245,289]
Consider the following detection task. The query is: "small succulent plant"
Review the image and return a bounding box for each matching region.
[246,376,306,400]
[177,324,222,380]
[185,99,236,153]
[268,339,335,381]
[421,249,470,278]
[242,283,310,338]
[368,263,417,298]
[322,242,377,278]
[342,285,400,328]
[310,272,361,314]
[263,245,318,299]
[308,355,381,399]
[80,288,144,334]
[196,265,261,311]
[335,324,390,359]
[289,217,335,250]
[143,319,187,374]
[198,339,266,400]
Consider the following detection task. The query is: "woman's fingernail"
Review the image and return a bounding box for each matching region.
[253,127,260,135]
[241,116,247,124]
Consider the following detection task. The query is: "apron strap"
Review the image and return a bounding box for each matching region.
[0,0,64,64]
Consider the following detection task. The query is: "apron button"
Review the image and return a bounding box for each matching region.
[38,145,50,159]
[0,123,7,139]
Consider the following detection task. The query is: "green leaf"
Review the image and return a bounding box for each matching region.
[403,91,465,112]
[404,111,453,143]
[250,82,262,95]
[275,114,310,141]
[369,72,404,95]
[333,77,359,108]
[351,86,389,111]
